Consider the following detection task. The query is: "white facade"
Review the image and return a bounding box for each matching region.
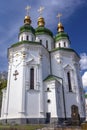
[0,15,85,124]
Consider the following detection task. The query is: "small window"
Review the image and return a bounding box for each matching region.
[64,42,66,47]
[26,36,29,41]
[30,68,34,89]
[47,88,50,91]
[21,36,23,41]
[47,99,51,103]
[46,40,48,49]
[59,43,61,47]
[67,72,72,92]
[40,40,42,44]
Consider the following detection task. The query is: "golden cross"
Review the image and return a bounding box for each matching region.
[38,6,45,16]
[56,13,62,23]
[25,5,31,16]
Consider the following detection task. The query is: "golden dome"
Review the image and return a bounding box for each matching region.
[24,15,31,24]
[37,17,45,27]
[57,22,64,32]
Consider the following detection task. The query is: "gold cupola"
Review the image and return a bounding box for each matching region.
[37,17,45,27]
[24,15,31,25]
[57,22,64,32]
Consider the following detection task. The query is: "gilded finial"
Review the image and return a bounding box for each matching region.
[24,5,31,25]
[56,13,64,32]
[37,6,45,27]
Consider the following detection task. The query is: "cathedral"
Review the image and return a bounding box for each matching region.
[0,7,85,124]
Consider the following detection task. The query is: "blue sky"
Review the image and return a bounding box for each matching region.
[0,0,87,90]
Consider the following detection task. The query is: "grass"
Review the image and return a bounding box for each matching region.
[0,124,44,130]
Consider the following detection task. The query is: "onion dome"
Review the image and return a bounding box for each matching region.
[57,22,64,32]
[35,16,53,37]
[55,21,70,43]
[19,15,35,35]
[24,15,31,25]
[38,17,45,27]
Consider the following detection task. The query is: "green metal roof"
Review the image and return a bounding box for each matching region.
[44,75,62,82]
[11,40,41,48]
[19,24,35,34]
[55,32,70,42]
[35,26,53,37]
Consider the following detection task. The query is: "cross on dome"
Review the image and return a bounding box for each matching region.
[56,13,62,23]
[25,5,31,16]
[38,6,45,17]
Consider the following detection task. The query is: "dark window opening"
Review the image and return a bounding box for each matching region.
[30,68,34,89]
[64,42,66,47]
[26,36,29,41]
[67,72,72,92]
[46,40,48,49]
[47,99,51,103]
[21,37,23,41]
[47,88,50,91]
[40,40,42,44]
[59,43,61,47]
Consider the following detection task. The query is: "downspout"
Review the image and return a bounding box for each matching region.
[61,78,66,120]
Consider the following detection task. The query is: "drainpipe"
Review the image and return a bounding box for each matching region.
[61,78,66,120]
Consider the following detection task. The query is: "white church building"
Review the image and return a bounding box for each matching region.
[0,7,85,124]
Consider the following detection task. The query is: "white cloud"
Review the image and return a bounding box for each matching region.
[80,53,87,70]
[82,71,87,88]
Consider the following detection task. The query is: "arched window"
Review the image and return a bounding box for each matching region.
[64,42,66,47]
[67,72,72,92]
[59,43,61,47]
[40,40,42,44]
[21,36,23,41]
[30,68,34,89]
[26,36,29,41]
[46,40,48,49]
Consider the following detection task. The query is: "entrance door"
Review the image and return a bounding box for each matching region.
[46,112,51,123]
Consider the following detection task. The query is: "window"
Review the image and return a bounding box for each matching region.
[46,40,48,49]
[26,36,29,41]
[40,40,42,44]
[59,43,61,47]
[64,42,66,47]
[21,36,23,41]
[47,99,51,103]
[67,72,72,92]
[30,68,34,89]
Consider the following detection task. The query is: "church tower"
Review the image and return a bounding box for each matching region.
[0,7,85,124]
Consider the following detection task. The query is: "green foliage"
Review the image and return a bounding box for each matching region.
[0,79,7,90]
[0,124,44,130]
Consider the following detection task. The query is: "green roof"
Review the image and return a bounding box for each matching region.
[35,26,53,37]
[19,24,35,34]
[55,32,70,42]
[44,75,62,82]
[51,47,80,58]
[11,40,41,48]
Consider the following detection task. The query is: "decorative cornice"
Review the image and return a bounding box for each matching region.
[50,47,80,58]
[11,40,41,48]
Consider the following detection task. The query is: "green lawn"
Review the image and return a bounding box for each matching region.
[0,124,44,130]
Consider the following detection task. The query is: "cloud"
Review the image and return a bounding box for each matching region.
[82,71,87,88]
[80,53,87,70]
